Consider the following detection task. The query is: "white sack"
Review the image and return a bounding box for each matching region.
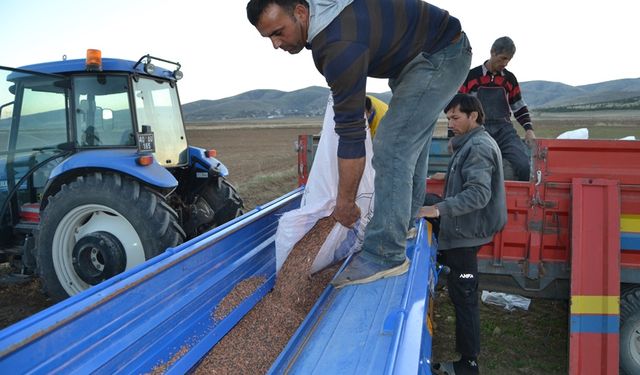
[556,127,589,139]
[275,95,375,273]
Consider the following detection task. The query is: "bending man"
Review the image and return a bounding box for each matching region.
[247,0,471,287]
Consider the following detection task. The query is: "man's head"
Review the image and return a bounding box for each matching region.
[444,94,484,136]
[487,36,516,74]
[246,0,310,54]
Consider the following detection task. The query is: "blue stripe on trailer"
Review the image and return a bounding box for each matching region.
[570,314,619,334]
[621,232,640,251]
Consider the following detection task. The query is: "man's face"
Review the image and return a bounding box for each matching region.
[256,4,309,54]
[487,51,513,73]
[446,106,478,136]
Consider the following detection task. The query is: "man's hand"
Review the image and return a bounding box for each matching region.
[332,156,366,228]
[430,172,446,180]
[332,200,361,227]
[417,205,439,218]
[525,129,536,148]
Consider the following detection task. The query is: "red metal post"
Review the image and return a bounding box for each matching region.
[569,178,620,375]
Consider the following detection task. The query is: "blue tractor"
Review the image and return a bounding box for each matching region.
[0,50,243,300]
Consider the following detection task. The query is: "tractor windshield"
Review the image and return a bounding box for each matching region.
[132,77,188,167]
[0,67,70,233]
[71,74,187,167]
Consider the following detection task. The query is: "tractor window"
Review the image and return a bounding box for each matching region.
[0,68,70,218]
[16,88,68,150]
[0,103,11,151]
[0,70,69,153]
[73,75,134,147]
[133,78,187,166]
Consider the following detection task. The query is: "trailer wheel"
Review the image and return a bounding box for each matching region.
[37,172,185,301]
[202,177,244,227]
[621,287,640,375]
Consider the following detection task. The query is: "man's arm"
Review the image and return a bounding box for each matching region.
[507,72,536,144]
[313,40,370,227]
[333,156,365,227]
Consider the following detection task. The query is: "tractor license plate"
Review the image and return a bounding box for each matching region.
[137,133,155,152]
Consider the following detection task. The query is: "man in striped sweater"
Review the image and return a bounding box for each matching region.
[246,0,470,289]
[459,36,535,181]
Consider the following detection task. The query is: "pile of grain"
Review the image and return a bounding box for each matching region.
[213,276,267,322]
[195,217,338,374]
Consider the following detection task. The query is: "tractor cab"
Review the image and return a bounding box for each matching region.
[0,51,243,300]
[15,49,189,165]
[1,51,188,247]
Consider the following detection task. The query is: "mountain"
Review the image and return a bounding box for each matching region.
[182,78,640,122]
[183,86,330,122]
[521,78,640,108]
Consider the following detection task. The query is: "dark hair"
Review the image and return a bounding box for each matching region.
[444,93,485,125]
[491,36,516,57]
[365,96,372,112]
[246,0,309,26]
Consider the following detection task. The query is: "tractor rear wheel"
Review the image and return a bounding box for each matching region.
[202,177,244,227]
[37,172,185,301]
[621,286,640,375]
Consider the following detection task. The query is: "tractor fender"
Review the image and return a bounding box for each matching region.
[49,149,178,189]
[188,146,229,177]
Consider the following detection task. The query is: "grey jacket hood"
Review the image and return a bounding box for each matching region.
[307,0,354,43]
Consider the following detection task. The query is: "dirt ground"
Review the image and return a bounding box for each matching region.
[185,125,309,209]
[1,115,636,373]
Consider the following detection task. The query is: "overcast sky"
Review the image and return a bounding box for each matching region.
[2,0,638,104]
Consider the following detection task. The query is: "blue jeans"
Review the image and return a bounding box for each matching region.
[484,121,531,181]
[362,33,472,264]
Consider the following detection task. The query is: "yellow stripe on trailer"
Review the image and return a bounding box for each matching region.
[621,214,640,233]
[571,296,620,315]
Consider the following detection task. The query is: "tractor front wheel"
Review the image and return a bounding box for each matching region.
[37,172,185,301]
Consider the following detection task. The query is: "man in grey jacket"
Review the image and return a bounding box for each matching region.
[418,93,506,375]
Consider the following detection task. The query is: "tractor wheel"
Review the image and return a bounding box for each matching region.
[201,177,244,227]
[37,172,185,301]
[620,286,640,375]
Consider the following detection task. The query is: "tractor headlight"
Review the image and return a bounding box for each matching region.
[144,63,155,75]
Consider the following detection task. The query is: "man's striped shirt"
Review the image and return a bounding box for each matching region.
[309,0,461,158]
[459,63,533,131]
